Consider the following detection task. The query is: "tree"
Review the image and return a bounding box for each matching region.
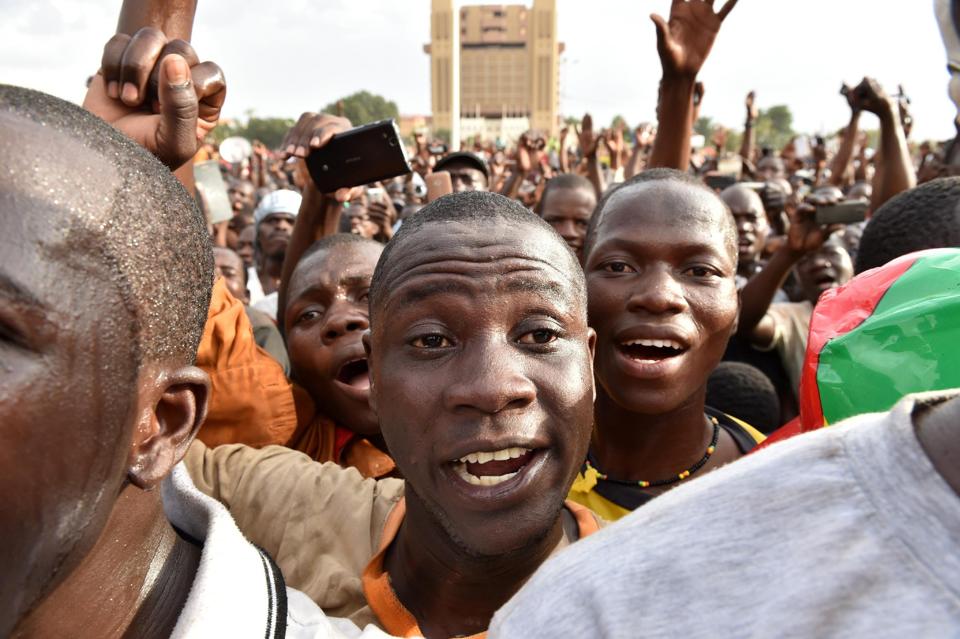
[322,90,399,126]
[208,115,296,149]
[610,114,630,130]
[694,116,715,138]
[754,104,794,151]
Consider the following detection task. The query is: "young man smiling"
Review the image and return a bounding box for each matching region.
[187,191,601,638]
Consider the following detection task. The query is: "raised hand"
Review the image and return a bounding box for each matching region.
[578,113,601,159]
[745,90,759,121]
[787,200,843,256]
[83,27,225,169]
[281,112,360,201]
[366,186,398,241]
[650,0,739,78]
[848,77,894,117]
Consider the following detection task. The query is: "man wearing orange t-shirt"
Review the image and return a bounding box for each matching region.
[187,191,601,638]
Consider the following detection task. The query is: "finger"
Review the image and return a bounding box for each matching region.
[118,27,166,107]
[189,61,227,125]
[282,112,313,156]
[718,0,739,20]
[147,39,199,105]
[155,54,199,169]
[101,33,131,99]
[650,14,670,51]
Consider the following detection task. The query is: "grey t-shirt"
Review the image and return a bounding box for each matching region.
[489,391,960,638]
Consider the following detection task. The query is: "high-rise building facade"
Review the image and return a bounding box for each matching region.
[425,0,562,141]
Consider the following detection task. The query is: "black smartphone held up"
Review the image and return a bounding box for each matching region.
[306,119,411,193]
[815,199,869,225]
[703,174,737,192]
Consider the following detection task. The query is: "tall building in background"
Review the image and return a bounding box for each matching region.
[425,0,562,143]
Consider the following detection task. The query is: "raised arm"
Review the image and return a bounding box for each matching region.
[739,202,843,344]
[828,85,862,187]
[275,112,357,333]
[850,77,916,210]
[578,114,606,198]
[82,0,225,175]
[740,91,758,165]
[647,0,739,170]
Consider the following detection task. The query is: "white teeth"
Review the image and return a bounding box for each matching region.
[621,338,683,350]
[457,447,530,464]
[453,463,520,486]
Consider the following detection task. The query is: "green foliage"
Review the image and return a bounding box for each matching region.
[754,104,795,151]
[610,114,629,130]
[433,128,451,144]
[208,116,296,149]
[694,116,715,138]
[322,90,399,127]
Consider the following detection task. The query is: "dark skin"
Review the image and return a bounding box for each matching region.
[539,185,597,262]
[235,224,256,268]
[585,181,742,488]
[284,243,383,437]
[720,184,769,277]
[213,246,248,303]
[2,116,209,639]
[648,0,739,170]
[916,394,960,498]
[256,212,295,295]
[441,159,488,193]
[229,180,256,215]
[363,220,595,638]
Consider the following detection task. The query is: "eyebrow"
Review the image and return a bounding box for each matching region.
[0,271,46,309]
[394,276,570,311]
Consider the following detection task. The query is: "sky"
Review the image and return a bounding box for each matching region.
[1,0,954,141]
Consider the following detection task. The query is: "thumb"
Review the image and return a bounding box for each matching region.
[650,13,669,51]
[156,53,199,169]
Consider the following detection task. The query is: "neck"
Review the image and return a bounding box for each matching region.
[14,485,200,639]
[592,387,711,482]
[916,395,960,497]
[737,258,758,278]
[258,254,284,294]
[386,488,564,639]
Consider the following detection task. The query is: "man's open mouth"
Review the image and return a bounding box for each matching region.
[335,358,370,390]
[618,338,687,363]
[450,447,537,487]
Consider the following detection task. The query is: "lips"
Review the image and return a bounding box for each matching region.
[333,357,371,402]
[612,329,692,380]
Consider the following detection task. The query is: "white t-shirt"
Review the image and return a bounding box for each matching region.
[162,464,404,638]
[489,390,960,639]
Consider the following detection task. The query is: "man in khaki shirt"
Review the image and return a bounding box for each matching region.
[188,191,602,638]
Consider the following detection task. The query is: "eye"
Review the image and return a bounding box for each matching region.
[684,265,719,278]
[518,328,559,345]
[295,309,323,325]
[575,220,589,229]
[357,289,370,303]
[602,261,634,273]
[411,334,452,349]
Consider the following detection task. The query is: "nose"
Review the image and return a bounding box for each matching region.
[626,265,688,316]
[443,338,537,415]
[321,302,369,345]
[275,217,294,232]
[554,219,578,241]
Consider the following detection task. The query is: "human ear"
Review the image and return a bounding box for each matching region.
[361,329,378,414]
[586,328,598,402]
[127,364,211,489]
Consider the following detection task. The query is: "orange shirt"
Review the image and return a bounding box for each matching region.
[362,499,601,638]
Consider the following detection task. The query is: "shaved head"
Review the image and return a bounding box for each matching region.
[0,84,212,368]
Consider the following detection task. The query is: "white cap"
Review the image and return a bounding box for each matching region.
[254,189,302,225]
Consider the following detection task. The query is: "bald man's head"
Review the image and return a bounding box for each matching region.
[0,84,213,368]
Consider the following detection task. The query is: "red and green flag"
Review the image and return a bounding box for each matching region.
[803,248,960,429]
[761,248,960,446]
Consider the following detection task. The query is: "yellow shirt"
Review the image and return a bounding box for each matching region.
[568,410,766,521]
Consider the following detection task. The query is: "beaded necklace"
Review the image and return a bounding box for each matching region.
[585,415,720,489]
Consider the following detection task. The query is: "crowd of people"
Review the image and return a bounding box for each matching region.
[3,0,960,637]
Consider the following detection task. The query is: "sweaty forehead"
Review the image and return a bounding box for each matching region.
[377,220,580,311]
[288,241,382,301]
[0,113,120,232]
